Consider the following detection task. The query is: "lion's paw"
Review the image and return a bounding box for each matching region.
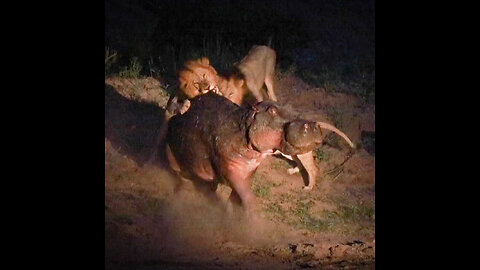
[287,167,300,174]
[302,186,313,191]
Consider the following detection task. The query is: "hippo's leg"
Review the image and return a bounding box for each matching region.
[165,143,184,193]
[225,189,242,217]
[166,144,180,172]
[227,175,256,212]
[166,143,220,202]
[222,160,257,213]
[192,179,220,204]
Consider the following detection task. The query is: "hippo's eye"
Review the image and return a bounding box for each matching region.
[268,106,278,116]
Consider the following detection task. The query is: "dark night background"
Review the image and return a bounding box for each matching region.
[105,0,375,100]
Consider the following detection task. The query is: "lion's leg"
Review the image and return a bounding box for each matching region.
[249,87,265,103]
[264,56,277,101]
[178,99,191,114]
[273,150,300,174]
[264,73,277,101]
[295,151,319,191]
[272,150,297,174]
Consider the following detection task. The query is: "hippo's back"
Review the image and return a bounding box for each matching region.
[166,93,246,174]
[183,92,240,121]
[168,93,241,135]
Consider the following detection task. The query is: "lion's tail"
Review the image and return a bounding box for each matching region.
[316,122,355,149]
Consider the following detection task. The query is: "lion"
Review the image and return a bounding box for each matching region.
[234,45,277,102]
[178,57,220,99]
[216,45,278,105]
[176,46,277,106]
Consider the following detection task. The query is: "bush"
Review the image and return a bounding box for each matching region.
[118,57,142,79]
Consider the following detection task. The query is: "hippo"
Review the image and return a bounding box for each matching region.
[165,92,353,213]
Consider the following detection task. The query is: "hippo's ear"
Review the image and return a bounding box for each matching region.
[268,106,278,116]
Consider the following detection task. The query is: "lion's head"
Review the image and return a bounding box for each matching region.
[178,57,219,98]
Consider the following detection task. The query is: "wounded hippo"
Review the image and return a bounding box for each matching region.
[165,92,353,213]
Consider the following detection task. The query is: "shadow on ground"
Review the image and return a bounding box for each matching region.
[105,83,168,167]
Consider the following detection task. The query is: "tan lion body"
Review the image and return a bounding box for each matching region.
[234,45,277,102]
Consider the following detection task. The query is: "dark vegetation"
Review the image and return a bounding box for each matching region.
[105,0,375,101]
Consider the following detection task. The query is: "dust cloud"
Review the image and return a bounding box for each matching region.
[105,169,294,268]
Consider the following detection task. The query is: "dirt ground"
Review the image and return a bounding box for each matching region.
[105,70,375,269]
